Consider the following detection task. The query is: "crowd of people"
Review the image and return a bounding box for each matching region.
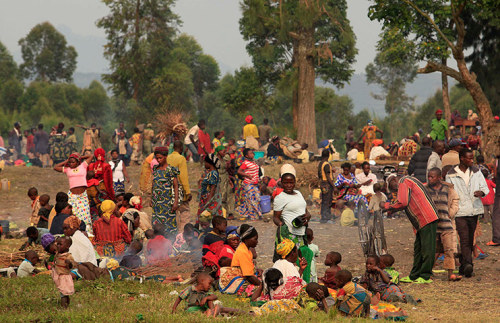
[2,110,499,319]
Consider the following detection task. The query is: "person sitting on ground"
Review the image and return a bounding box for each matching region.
[120,240,143,269]
[20,226,49,250]
[303,282,335,313]
[319,251,342,289]
[92,200,132,256]
[48,192,69,230]
[334,270,372,317]
[28,187,40,227]
[16,250,41,278]
[217,226,240,262]
[273,239,308,279]
[146,223,173,264]
[202,216,228,270]
[62,216,97,266]
[368,183,387,213]
[338,200,357,227]
[251,267,305,302]
[379,254,400,284]
[122,210,145,242]
[267,136,286,159]
[174,223,202,253]
[37,194,52,229]
[360,255,417,304]
[335,162,368,209]
[50,202,85,235]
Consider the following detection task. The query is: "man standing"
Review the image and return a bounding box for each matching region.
[427,140,445,176]
[34,124,50,167]
[258,119,272,146]
[216,146,234,219]
[318,149,335,223]
[430,109,449,141]
[381,175,438,283]
[8,122,22,160]
[197,120,212,162]
[407,137,433,183]
[445,149,489,277]
[116,131,132,166]
[184,120,202,162]
[167,141,192,232]
[142,123,155,156]
[442,138,465,168]
[113,122,127,145]
[425,168,460,281]
[356,161,377,196]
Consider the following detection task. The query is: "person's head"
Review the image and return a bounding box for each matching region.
[321,149,330,160]
[449,138,465,152]
[243,148,254,160]
[41,233,57,254]
[373,182,382,193]
[198,119,206,130]
[325,251,342,266]
[306,228,314,244]
[56,236,72,254]
[228,138,235,146]
[379,254,395,269]
[386,175,400,192]
[348,125,353,131]
[57,122,65,131]
[481,168,489,179]
[100,200,116,223]
[55,192,68,203]
[91,123,97,130]
[276,239,297,261]
[62,216,82,237]
[263,118,269,125]
[173,140,183,153]
[212,216,227,234]
[441,165,453,180]
[31,128,36,135]
[26,226,39,240]
[334,270,352,288]
[218,256,232,268]
[115,193,124,206]
[470,126,477,135]
[134,127,139,134]
[145,229,154,239]
[226,228,240,250]
[361,161,370,175]
[153,223,165,236]
[435,109,443,120]
[119,122,124,129]
[366,255,380,272]
[67,153,81,169]
[204,153,218,170]
[195,272,213,292]
[341,162,352,176]
[154,147,169,165]
[264,268,283,292]
[306,282,330,301]
[128,240,143,255]
[14,122,21,130]
[281,173,296,194]
[111,150,119,160]
[55,201,71,215]
[335,199,346,211]
[68,127,74,135]
[25,250,39,265]
[118,130,125,139]
[427,167,442,187]
[23,129,29,137]
[433,140,445,155]
[238,224,258,248]
[459,148,474,168]
[214,131,221,139]
[215,145,226,158]
[345,201,356,210]
[27,187,38,200]
[476,155,485,165]
[38,123,44,130]
[421,137,432,147]
[122,193,133,208]
[39,194,50,207]
[271,136,280,145]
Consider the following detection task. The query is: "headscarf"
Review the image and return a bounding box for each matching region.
[386,174,398,192]
[367,120,374,126]
[154,146,169,156]
[68,153,81,161]
[89,148,115,200]
[280,164,296,178]
[245,115,253,124]
[100,200,116,220]
[204,153,220,169]
[63,216,81,231]
[122,211,137,233]
[226,226,239,239]
[238,225,257,241]
[129,196,143,211]
[41,233,55,251]
[276,238,295,259]
[199,210,212,223]
[435,109,443,114]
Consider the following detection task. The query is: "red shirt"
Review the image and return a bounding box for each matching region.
[481,179,496,206]
[384,176,438,231]
[147,235,173,264]
[198,130,212,156]
[92,216,132,243]
[26,135,34,154]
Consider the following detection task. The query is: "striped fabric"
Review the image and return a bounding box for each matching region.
[385,176,438,231]
[424,184,454,233]
[240,160,260,184]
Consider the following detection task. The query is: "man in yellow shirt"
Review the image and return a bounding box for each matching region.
[242,115,259,140]
[167,141,192,233]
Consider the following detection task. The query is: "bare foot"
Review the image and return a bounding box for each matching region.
[371,292,381,306]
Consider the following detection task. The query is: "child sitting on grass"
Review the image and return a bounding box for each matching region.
[52,236,78,308]
[172,273,245,316]
[338,200,357,227]
[320,251,342,289]
[37,194,52,229]
[360,255,417,304]
[334,270,372,317]
[28,187,40,226]
[11,250,41,278]
[146,223,173,264]
[302,282,335,313]
[379,254,400,284]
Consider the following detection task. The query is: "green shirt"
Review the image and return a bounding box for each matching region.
[430,118,448,140]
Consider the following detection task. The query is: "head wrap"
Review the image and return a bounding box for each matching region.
[199,210,212,223]
[154,147,169,156]
[41,233,55,250]
[276,239,296,259]
[271,136,280,143]
[372,139,383,147]
[122,211,137,233]
[94,148,106,161]
[245,115,253,124]
[435,109,443,114]
[129,196,143,211]
[280,164,296,178]
[238,225,257,241]
[386,174,398,192]
[204,153,220,169]
[63,215,81,231]
[226,226,239,239]
[146,123,152,128]
[100,200,116,220]
[68,153,81,161]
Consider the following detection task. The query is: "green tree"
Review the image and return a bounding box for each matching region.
[369,0,500,160]
[18,22,77,82]
[81,81,110,122]
[97,0,180,103]
[240,0,357,150]
[314,87,354,143]
[0,41,19,82]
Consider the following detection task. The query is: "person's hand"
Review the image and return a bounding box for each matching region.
[299,257,308,270]
[473,191,484,197]
[365,179,373,185]
[315,289,325,301]
[199,297,208,306]
[349,183,356,188]
[186,194,192,202]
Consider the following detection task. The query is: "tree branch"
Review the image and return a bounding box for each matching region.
[417,61,463,83]
[402,0,456,52]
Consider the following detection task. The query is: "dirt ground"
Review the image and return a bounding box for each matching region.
[0,162,499,322]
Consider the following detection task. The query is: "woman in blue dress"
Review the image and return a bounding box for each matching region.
[335,162,369,208]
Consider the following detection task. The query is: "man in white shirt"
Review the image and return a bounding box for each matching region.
[184,120,203,162]
[356,161,378,195]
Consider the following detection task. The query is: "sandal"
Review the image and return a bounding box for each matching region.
[399,276,414,283]
[413,277,433,284]
[486,241,500,246]
[449,274,462,282]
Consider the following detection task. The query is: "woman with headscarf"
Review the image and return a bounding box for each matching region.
[92,200,132,256]
[242,115,259,141]
[274,239,308,279]
[49,122,67,164]
[88,148,115,200]
[217,226,240,262]
[219,224,262,294]
[54,153,94,232]
[151,147,182,236]
[273,164,311,260]
[250,267,305,302]
[122,210,145,242]
[236,148,262,220]
[62,216,97,266]
[334,162,369,209]
[122,195,152,232]
[198,153,222,222]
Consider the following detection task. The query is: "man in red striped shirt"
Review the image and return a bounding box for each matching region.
[382,175,438,283]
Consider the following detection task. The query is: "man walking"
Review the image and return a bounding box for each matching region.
[445,148,489,277]
[184,120,203,162]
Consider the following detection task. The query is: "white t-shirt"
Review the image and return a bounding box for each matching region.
[273,190,307,236]
[17,259,35,277]
[109,160,124,182]
[356,172,378,195]
[308,243,320,282]
[184,125,200,145]
[273,259,300,278]
[69,230,97,266]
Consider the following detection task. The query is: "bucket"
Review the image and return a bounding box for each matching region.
[1,179,9,191]
[254,151,265,160]
[260,195,272,214]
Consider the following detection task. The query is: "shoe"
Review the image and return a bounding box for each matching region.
[463,264,473,278]
[476,252,489,260]
[326,220,335,224]
[437,255,444,261]
[486,241,500,246]
[413,277,433,284]
[399,276,414,283]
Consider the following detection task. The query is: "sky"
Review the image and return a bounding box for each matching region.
[0,0,382,75]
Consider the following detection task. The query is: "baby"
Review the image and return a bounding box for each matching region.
[334,270,372,317]
[14,250,41,278]
[320,251,342,289]
[37,194,52,229]
[52,236,78,308]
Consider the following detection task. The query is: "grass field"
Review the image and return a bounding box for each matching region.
[0,163,499,322]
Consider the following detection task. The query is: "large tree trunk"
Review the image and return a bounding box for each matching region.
[296,30,318,151]
[441,58,451,122]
